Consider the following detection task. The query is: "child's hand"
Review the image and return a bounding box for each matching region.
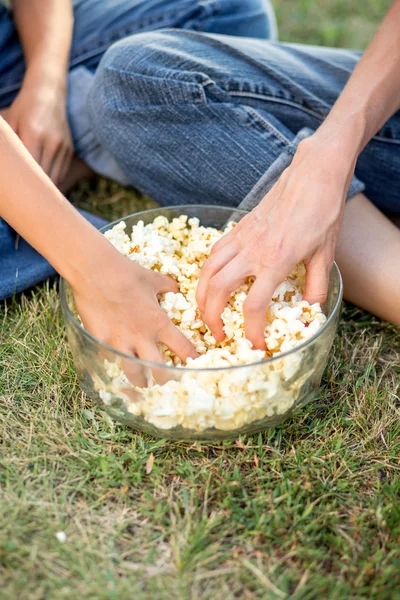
[72,249,198,365]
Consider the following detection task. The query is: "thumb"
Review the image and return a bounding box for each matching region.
[303,255,332,306]
[151,271,180,294]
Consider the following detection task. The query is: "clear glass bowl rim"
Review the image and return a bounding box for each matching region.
[60,204,343,373]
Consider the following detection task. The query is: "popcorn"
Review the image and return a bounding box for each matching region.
[94,215,328,433]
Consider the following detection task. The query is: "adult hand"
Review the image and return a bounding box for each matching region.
[196,136,355,349]
[73,249,198,365]
[4,74,73,186]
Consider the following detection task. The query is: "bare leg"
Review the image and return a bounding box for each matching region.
[336,193,400,325]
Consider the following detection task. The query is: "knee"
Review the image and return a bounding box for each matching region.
[88,32,161,113]
[87,30,208,135]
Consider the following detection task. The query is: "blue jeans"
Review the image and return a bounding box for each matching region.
[0,0,276,300]
[88,29,400,217]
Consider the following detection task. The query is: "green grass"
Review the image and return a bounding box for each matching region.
[1,2,399,598]
[273,0,390,49]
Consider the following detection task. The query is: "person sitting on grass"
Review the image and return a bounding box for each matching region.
[1,0,399,359]
[0,0,276,299]
[85,0,400,342]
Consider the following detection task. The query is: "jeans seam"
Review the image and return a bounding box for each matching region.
[230,91,400,145]
[199,83,208,104]
[244,106,292,145]
[229,91,324,121]
[104,65,210,105]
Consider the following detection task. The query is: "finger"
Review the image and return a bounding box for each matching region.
[106,337,148,388]
[121,353,148,388]
[136,339,164,364]
[151,271,180,294]
[209,226,238,256]
[41,141,61,180]
[49,146,69,185]
[22,135,42,164]
[303,256,332,306]
[79,313,148,388]
[203,253,252,341]
[196,240,239,313]
[135,338,172,385]
[244,264,291,349]
[76,303,148,387]
[210,214,248,255]
[59,150,73,186]
[76,300,107,340]
[159,319,199,363]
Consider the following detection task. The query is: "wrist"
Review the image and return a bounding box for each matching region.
[313,109,369,159]
[295,119,363,181]
[23,59,68,96]
[62,229,123,294]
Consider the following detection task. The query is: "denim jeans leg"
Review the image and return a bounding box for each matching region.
[89,30,400,214]
[88,31,368,208]
[0,1,277,170]
[0,0,277,106]
[66,0,278,182]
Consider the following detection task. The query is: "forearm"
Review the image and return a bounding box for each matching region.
[12,0,73,89]
[0,117,110,286]
[313,0,400,159]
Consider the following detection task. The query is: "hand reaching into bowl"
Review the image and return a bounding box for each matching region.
[0,116,198,364]
[196,135,355,350]
[198,0,400,348]
[72,252,198,364]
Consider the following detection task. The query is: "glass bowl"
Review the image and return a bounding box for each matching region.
[60,205,342,441]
